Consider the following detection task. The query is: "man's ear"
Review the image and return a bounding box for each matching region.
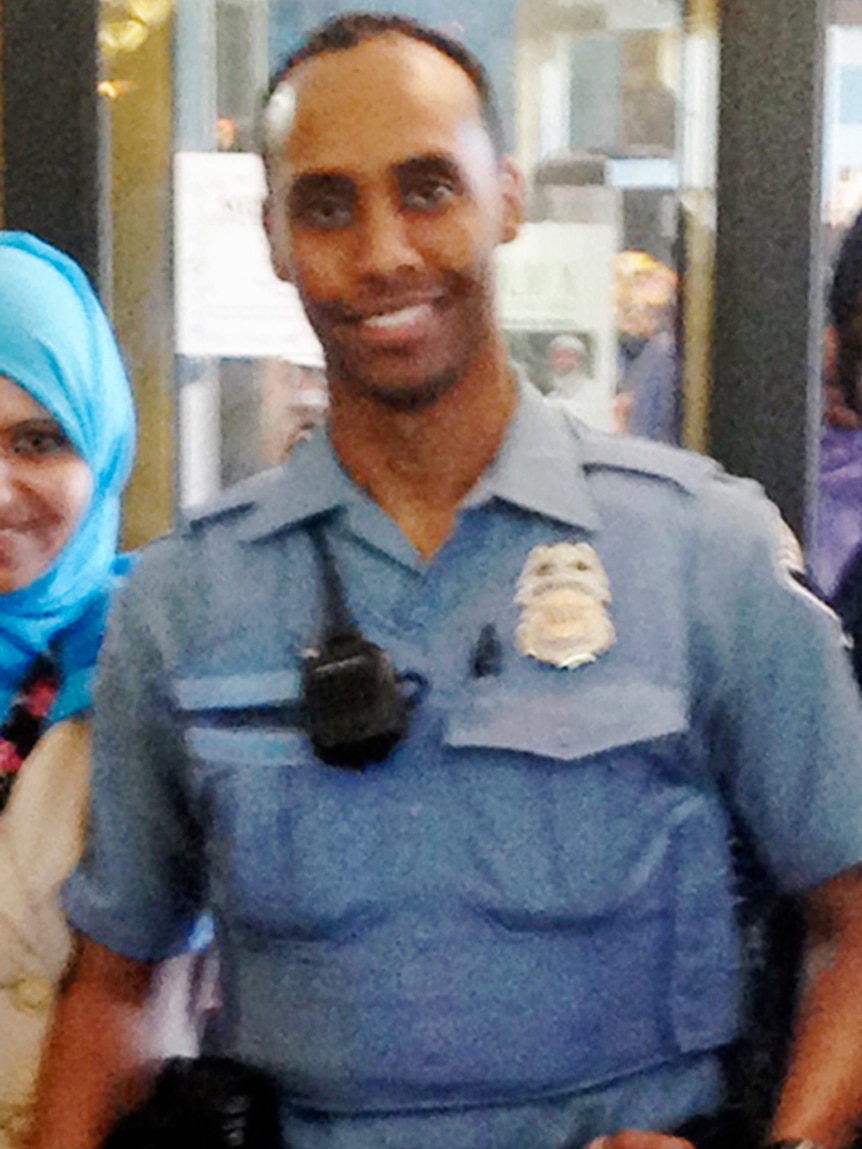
[498,157,525,246]
[262,193,294,282]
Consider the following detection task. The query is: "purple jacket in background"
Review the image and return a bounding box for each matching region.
[812,425,862,596]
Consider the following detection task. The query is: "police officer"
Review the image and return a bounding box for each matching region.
[31,14,862,1149]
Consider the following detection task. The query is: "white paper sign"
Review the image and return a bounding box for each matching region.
[174,151,324,366]
[496,221,617,430]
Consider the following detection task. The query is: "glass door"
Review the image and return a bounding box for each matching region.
[169,0,717,506]
[812,0,862,596]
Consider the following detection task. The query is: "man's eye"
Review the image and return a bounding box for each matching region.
[294,198,354,230]
[402,178,458,211]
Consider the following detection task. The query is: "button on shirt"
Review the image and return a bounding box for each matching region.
[64,383,862,1149]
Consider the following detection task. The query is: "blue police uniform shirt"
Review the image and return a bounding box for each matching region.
[64,381,862,1149]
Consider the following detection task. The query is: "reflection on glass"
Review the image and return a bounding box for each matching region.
[99,0,176,545]
[99,0,173,55]
[613,250,679,442]
[500,0,684,441]
[813,8,862,606]
[175,0,718,494]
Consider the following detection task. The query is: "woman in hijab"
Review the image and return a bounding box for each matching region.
[0,232,136,1147]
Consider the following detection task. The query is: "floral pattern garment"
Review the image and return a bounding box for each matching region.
[0,658,58,816]
[0,718,90,1149]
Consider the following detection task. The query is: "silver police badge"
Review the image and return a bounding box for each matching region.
[516,542,616,669]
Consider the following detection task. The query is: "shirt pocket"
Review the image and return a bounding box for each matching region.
[174,671,388,942]
[443,679,741,1055]
[445,680,694,922]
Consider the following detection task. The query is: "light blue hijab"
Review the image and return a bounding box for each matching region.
[0,232,136,724]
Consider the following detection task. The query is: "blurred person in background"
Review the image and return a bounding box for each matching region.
[545,333,591,399]
[543,332,610,427]
[613,249,680,444]
[812,209,862,599]
[0,233,136,1148]
[812,208,862,688]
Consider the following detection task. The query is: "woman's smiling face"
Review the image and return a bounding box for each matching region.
[0,374,93,593]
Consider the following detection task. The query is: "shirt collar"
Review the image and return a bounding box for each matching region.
[234,431,353,542]
[236,378,601,544]
[465,380,601,532]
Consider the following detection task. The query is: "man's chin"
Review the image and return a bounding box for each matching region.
[350,368,461,413]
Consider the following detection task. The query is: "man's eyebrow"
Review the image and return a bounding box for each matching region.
[394,153,464,182]
[288,172,355,204]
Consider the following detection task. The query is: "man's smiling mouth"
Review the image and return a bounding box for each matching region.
[362,303,433,330]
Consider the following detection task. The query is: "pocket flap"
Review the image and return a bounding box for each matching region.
[446,681,687,762]
[174,669,301,712]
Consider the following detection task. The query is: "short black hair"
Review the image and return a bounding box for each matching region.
[830,210,862,331]
[259,11,506,166]
[829,210,862,410]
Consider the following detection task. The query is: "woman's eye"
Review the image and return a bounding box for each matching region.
[14,428,72,457]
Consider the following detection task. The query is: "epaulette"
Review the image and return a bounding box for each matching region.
[182,465,285,532]
[576,424,721,496]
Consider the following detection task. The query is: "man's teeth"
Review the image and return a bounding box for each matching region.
[364,305,427,329]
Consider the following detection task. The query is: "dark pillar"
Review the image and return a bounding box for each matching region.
[2,0,104,289]
[711,0,827,539]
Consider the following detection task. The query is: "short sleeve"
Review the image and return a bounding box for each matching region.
[63,545,206,960]
[690,474,862,893]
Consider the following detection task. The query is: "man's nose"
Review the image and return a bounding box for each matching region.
[354,198,421,279]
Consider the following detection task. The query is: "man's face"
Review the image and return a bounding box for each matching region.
[265,33,522,411]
